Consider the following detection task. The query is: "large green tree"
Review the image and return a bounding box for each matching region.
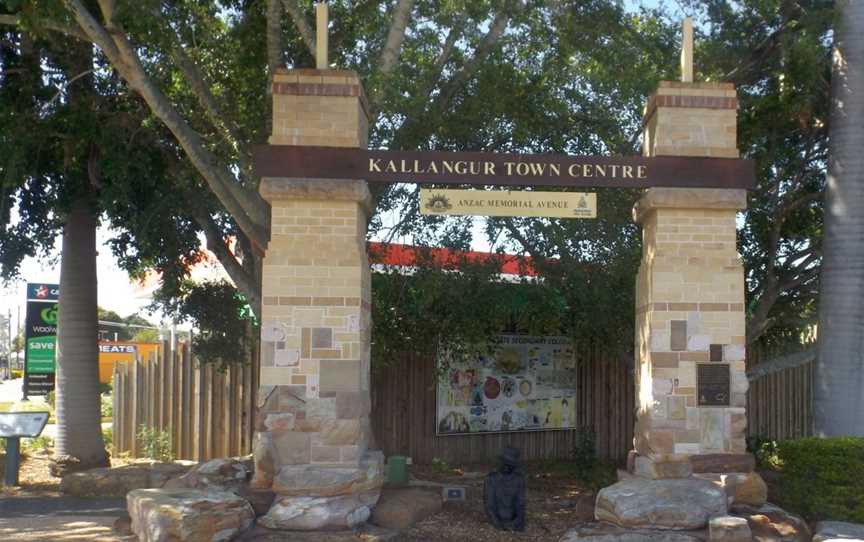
[815,0,864,437]
[0,11,217,471]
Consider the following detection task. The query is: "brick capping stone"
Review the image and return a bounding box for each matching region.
[271,68,370,121]
[637,302,747,314]
[642,80,739,158]
[260,178,373,213]
[644,95,738,126]
[633,188,747,224]
[643,80,738,127]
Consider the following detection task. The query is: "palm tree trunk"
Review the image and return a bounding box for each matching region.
[51,199,108,474]
[814,0,864,437]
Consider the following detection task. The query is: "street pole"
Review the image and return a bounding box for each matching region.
[20,302,27,402]
[6,309,10,380]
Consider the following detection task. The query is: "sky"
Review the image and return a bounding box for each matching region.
[0,227,164,340]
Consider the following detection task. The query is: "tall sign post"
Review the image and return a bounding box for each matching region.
[22,283,59,399]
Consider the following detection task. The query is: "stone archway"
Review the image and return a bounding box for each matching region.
[250,69,753,528]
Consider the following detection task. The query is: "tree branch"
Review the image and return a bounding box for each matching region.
[0,13,90,41]
[62,0,269,249]
[377,0,414,76]
[429,9,510,118]
[266,0,285,74]
[189,205,261,312]
[169,43,252,172]
[419,16,464,102]
[281,0,316,57]
[394,8,512,147]
[368,0,415,114]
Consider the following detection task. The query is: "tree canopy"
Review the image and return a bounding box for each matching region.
[0,0,834,356]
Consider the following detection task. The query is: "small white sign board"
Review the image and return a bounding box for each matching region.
[0,412,50,438]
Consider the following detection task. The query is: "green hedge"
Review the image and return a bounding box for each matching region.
[774,437,864,523]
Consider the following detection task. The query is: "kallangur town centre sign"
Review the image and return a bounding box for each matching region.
[253,146,755,190]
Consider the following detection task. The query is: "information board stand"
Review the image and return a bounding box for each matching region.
[0,411,50,486]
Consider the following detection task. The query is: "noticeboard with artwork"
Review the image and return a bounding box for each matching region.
[436,335,577,435]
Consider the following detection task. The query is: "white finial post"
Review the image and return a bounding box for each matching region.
[316,2,329,70]
[681,17,694,83]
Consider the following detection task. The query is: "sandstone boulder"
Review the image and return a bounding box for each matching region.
[695,471,767,507]
[633,456,693,479]
[235,485,276,517]
[258,489,380,531]
[709,516,752,542]
[127,488,255,542]
[272,465,380,497]
[732,503,811,542]
[690,454,755,474]
[370,487,442,529]
[559,523,705,541]
[61,462,192,497]
[812,521,864,542]
[595,478,728,530]
[165,458,249,492]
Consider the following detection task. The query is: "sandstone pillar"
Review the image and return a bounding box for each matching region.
[632,81,750,478]
[253,68,382,530]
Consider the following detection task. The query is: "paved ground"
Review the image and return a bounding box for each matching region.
[2,381,125,540]
[0,497,130,541]
[0,378,24,404]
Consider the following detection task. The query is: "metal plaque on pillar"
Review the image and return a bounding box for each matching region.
[697,363,731,406]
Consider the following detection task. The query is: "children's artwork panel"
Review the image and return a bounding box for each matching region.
[436,335,578,435]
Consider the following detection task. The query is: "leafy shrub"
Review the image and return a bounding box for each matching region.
[431,457,451,473]
[46,391,56,410]
[23,435,53,453]
[137,426,174,462]
[572,426,598,480]
[10,369,22,379]
[773,437,864,523]
[100,392,113,418]
[747,435,780,469]
[102,427,113,452]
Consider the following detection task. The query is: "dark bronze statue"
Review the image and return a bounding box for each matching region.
[483,446,526,531]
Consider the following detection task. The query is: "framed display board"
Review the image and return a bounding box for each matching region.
[436,335,577,435]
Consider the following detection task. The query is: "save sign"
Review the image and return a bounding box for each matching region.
[23,283,58,396]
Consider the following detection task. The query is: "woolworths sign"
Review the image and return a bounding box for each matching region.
[23,283,58,396]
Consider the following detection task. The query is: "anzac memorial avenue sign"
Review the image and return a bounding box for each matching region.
[253,146,755,189]
[420,189,597,219]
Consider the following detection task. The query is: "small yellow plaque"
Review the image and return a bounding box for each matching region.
[419,189,597,219]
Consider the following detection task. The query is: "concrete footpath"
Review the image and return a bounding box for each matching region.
[0,496,130,541]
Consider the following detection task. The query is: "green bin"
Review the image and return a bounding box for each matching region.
[385,455,409,486]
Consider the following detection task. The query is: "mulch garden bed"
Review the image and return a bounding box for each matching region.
[398,462,597,541]
[0,450,61,497]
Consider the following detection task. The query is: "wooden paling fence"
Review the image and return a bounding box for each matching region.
[113,338,820,465]
[746,347,816,441]
[370,346,635,465]
[112,341,258,461]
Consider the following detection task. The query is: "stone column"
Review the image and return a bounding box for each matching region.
[252,68,383,530]
[632,81,751,478]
